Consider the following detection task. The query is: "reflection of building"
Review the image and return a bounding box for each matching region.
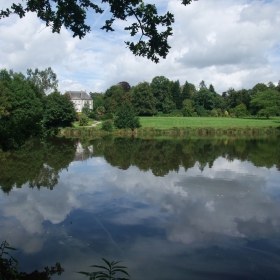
[66,91,93,112]
[74,142,93,161]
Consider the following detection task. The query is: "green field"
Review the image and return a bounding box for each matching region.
[139,117,280,129]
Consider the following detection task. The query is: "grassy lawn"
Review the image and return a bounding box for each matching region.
[139,117,280,129]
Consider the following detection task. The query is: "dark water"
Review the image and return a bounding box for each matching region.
[1,136,280,279]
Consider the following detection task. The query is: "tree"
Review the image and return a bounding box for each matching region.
[104,85,126,112]
[82,101,91,116]
[193,88,214,111]
[132,82,157,116]
[114,101,141,131]
[0,69,44,149]
[181,80,192,102]
[250,89,280,118]
[0,1,195,63]
[234,103,247,118]
[118,81,131,92]
[182,99,194,117]
[43,91,76,130]
[0,81,11,119]
[26,67,58,95]
[199,80,207,90]
[170,80,181,109]
[150,76,171,111]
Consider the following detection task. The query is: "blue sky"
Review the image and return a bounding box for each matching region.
[0,0,279,94]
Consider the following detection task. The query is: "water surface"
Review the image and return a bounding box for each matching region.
[0,136,280,279]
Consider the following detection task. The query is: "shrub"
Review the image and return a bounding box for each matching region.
[79,115,89,126]
[99,113,114,121]
[210,109,218,117]
[114,101,141,131]
[102,120,113,132]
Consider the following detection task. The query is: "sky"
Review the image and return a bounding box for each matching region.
[0,0,279,94]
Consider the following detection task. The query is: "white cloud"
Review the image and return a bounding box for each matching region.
[0,0,279,93]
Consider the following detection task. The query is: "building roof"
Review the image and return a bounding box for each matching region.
[66,91,92,100]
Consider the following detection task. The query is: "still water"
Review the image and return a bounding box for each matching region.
[1,136,280,279]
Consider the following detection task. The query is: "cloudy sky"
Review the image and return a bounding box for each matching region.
[0,0,279,94]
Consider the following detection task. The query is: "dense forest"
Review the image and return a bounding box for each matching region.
[91,77,280,120]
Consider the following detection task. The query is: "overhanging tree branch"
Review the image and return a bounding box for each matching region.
[0,1,194,63]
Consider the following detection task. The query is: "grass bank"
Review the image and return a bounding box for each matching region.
[59,117,280,138]
[139,116,280,129]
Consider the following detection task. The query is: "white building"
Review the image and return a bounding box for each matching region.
[66,91,93,112]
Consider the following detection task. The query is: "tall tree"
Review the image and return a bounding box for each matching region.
[104,85,126,113]
[193,88,214,111]
[150,76,171,111]
[132,82,157,116]
[170,80,181,109]
[0,1,195,63]
[181,80,192,102]
[0,69,44,149]
[118,81,131,92]
[199,80,207,90]
[26,67,58,95]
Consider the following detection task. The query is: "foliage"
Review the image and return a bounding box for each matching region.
[132,82,157,116]
[193,88,214,111]
[0,81,11,119]
[96,106,106,116]
[0,240,64,279]
[182,99,194,117]
[250,89,280,118]
[26,67,58,95]
[210,109,218,117]
[43,91,76,129]
[0,138,76,193]
[0,69,44,149]
[235,103,247,117]
[162,98,176,114]
[195,105,208,117]
[99,113,114,121]
[0,1,194,63]
[151,76,171,111]
[118,81,131,92]
[181,80,192,102]
[104,85,126,113]
[82,101,92,116]
[170,80,181,109]
[78,258,130,280]
[79,115,89,126]
[102,120,113,132]
[114,101,141,131]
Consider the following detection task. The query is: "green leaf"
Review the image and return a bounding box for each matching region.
[102,258,112,268]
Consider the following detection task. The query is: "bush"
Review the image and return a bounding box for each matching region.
[99,113,114,121]
[79,115,89,126]
[210,109,218,117]
[102,120,113,132]
[88,111,97,119]
[114,101,141,131]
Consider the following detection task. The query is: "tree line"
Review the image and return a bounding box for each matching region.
[0,68,76,150]
[90,77,280,119]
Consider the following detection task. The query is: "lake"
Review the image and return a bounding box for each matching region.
[1,136,280,279]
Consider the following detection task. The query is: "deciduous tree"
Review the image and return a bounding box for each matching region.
[0,1,195,63]
[132,82,157,116]
[114,101,141,131]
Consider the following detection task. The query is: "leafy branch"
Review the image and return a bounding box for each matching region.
[78,258,130,280]
[0,0,194,63]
